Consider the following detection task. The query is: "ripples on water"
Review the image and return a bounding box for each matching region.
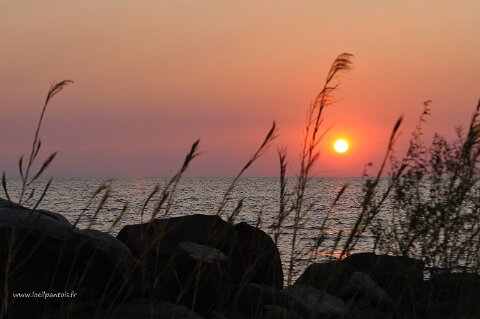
[5,177,376,279]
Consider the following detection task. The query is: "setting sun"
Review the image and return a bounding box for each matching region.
[333,139,349,153]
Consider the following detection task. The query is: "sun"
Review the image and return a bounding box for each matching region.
[333,139,349,153]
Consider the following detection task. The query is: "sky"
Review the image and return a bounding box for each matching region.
[1,1,479,177]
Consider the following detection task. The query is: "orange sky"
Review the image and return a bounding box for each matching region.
[1,1,479,177]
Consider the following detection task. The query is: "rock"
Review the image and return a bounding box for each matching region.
[347,307,389,319]
[227,283,317,318]
[285,284,347,317]
[263,305,304,319]
[117,214,235,314]
[229,283,293,316]
[0,198,138,318]
[162,242,229,315]
[109,299,203,319]
[76,228,138,277]
[231,222,283,289]
[209,311,228,319]
[117,214,233,254]
[293,261,391,315]
[0,198,73,233]
[73,299,204,319]
[343,253,425,316]
[343,253,424,289]
[294,261,354,296]
[338,271,391,306]
[429,272,480,318]
[116,214,283,315]
[178,242,228,263]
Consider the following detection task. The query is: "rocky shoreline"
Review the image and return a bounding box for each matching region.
[1,197,479,318]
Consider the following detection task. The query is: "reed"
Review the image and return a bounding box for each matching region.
[2,55,480,318]
[1,80,73,317]
[368,100,480,273]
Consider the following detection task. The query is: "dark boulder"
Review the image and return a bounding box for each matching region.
[294,261,391,314]
[107,299,204,319]
[226,283,320,319]
[231,222,283,288]
[73,299,204,319]
[162,241,230,315]
[116,214,283,315]
[338,271,391,307]
[428,272,480,318]
[343,253,425,317]
[228,283,293,316]
[0,198,138,318]
[294,261,354,296]
[285,284,347,317]
[263,305,304,319]
[117,214,235,311]
[347,307,389,319]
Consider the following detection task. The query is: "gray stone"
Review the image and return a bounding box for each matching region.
[285,284,347,316]
[178,242,228,263]
[339,271,391,306]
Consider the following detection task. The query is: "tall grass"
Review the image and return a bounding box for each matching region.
[2,80,73,208]
[267,53,354,285]
[370,100,480,273]
[1,54,356,317]
[1,80,73,318]
[2,55,480,318]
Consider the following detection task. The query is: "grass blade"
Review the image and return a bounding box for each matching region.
[2,172,11,202]
[29,152,57,185]
[32,178,52,211]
